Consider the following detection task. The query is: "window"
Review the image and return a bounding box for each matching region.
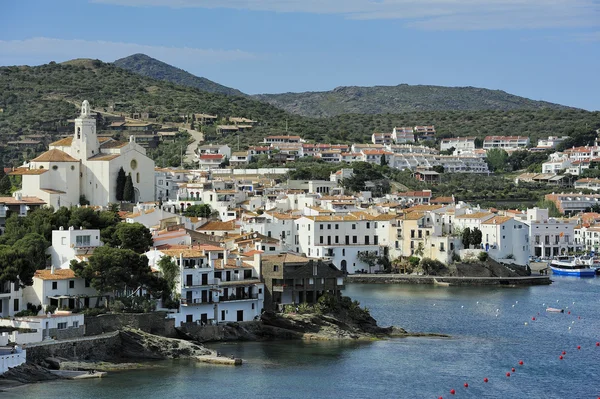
[73,321,79,328]
[366,222,370,228]
[130,159,138,170]
[335,236,339,244]
[69,280,75,289]
[57,322,67,330]
[136,172,140,184]
[85,279,90,288]
[320,236,324,244]
[374,236,379,245]
[335,224,339,229]
[52,281,58,290]
[342,249,345,256]
[327,224,331,230]
[274,265,279,272]
[353,236,357,244]
[352,224,356,230]
[13,299,19,312]
[76,235,91,247]
[320,224,324,230]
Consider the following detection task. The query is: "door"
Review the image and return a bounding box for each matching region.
[201,290,208,303]
[201,273,208,285]
[327,236,331,245]
[186,290,193,304]
[186,314,193,323]
[226,271,231,281]
[237,310,244,322]
[200,313,208,325]
[341,260,347,272]
[186,275,193,287]
[221,310,226,321]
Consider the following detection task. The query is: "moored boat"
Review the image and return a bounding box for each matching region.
[549,256,596,277]
[546,307,564,313]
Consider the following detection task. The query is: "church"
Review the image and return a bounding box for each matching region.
[13,100,155,208]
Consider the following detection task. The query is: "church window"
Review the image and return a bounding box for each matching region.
[136,172,140,184]
[39,165,44,169]
[130,159,138,170]
[71,165,75,171]
[77,127,81,139]
[52,165,58,170]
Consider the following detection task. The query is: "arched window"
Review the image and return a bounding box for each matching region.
[77,127,81,139]
[136,172,140,184]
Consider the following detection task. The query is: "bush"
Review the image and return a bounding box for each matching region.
[14,309,38,317]
[451,252,461,262]
[45,305,57,314]
[408,256,420,268]
[478,252,489,261]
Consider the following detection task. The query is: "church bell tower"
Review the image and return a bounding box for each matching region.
[72,100,99,160]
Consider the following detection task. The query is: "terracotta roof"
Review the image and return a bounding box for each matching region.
[262,253,309,264]
[197,220,237,231]
[0,195,46,205]
[31,149,78,163]
[9,168,48,175]
[35,269,76,280]
[161,249,204,258]
[198,244,224,252]
[431,196,454,204]
[482,216,513,225]
[100,140,128,149]
[199,154,224,160]
[243,250,264,256]
[455,212,494,219]
[88,154,120,161]
[397,191,432,198]
[50,137,74,146]
[404,204,445,212]
[403,211,425,220]
[214,259,253,269]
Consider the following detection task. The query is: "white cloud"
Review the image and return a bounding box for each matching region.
[92,0,600,30]
[0,37,255,65]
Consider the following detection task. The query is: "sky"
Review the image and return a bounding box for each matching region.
[0,0,599,110]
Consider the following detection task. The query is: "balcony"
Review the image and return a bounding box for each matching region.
[181,298,214,306]
[219,293,258,302]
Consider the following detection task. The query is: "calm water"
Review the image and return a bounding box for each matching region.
[7,277,600,399]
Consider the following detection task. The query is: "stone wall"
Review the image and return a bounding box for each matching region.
[25,332,122,364]
[179,321,262,343]
[84,312,176,338]
[346,274,551,286]
[49,326,85,340]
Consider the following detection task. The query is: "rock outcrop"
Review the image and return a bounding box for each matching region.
[118,328,213,359]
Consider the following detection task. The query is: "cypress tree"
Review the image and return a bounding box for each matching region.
[116,167,126,201]
[123,173,135,202]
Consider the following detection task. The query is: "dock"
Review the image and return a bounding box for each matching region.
[346,274,551,286]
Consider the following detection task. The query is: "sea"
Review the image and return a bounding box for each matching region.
[6,276,600,399]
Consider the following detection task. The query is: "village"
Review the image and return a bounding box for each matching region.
[1,101,600,374]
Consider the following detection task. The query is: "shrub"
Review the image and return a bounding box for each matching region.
[408,256,420,268]
[478,252,489,261]
[451,252,461,262]
[45,305,57,314]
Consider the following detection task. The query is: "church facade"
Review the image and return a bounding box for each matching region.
[14,100,155,208]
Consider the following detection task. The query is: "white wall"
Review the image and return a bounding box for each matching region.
[0,350,26,375]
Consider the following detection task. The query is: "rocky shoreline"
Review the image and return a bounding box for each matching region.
[1,300,447,390]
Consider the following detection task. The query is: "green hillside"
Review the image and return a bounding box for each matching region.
[0,59,598,153]
[254,84,574,117]
[113,53,245,97]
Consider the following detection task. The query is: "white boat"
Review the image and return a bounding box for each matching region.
[546,307,564,313]
[549,256,596,277]
[578,255,600,273]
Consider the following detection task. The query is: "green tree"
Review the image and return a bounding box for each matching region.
[71,246,159,296]
[183,204,212,218]
[158,256,178,297]
[68,207,101,229]
[536,199,563,217]
[470,227,483,247]
[0,168,11,195]
[123,173,135,202]
[432,165,445,173]
[462,227,472,248]
[486,148,509,172]
[103,223,153,253]
[116,167,126,201]
[380,154,388,166]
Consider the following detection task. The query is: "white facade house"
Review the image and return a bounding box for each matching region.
[480,216,529,266]
[524,208,579,257]
[483,136,530,151]
[440,137,476,152]
[147,247,264,326]
[49,227,102,268]
[574,226,600,252]
[536,136,569,149]
[15,101,155,207]
[0,281,23,318]
[295,213,389,274]
[391,127,415,144]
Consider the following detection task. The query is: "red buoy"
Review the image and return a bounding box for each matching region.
[450,389,456,395]
[506,372,511,377]
[484,378,489,383]
[577,346,581,350]
[511,367,516,372]
[562,351,566,355]
[532,317,536,321]
[439,397,443,399]
[568,311,571,314]
[464,382,469,388]
[559,355,563,360]
[596,342,599,347]
[519,360,524,365]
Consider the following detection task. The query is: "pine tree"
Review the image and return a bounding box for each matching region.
[115,167,126,201]
[0,166,11,195]
[123,174,135,202]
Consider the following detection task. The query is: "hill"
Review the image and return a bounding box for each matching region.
[0,60,598,155]
[253,84,573,117]
[113,53,245,97]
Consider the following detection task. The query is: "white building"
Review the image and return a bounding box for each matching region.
[483,136,530,151]
[574,225,600,253]
[0,280,23,318]
[372,132,393,145]
[295,213,390,273]
[391,127,415,144]
[14,101,155,207]
[440,137,476,152]
[536,136,569,150]
[480,216,529,266]
[48,227,102,269]
[525,207,578,257]
[147,247,264,326]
